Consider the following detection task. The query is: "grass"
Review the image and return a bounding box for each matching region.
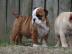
[0,40,10,47]
[0,26,11,47]
[0,40,72,54]
[0,39,54,47]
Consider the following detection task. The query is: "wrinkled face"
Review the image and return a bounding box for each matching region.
[32,7,48,24]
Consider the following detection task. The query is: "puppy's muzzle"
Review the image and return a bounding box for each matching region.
[36,22,49,32]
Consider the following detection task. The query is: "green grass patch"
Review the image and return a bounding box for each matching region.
[0,40,10,47]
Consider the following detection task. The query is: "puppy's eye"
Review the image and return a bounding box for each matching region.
[36,14,42,20]
[38,17,42,20]
[36,14,42,18]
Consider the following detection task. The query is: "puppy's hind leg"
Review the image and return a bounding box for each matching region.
[55,34,61,47]
[18,34,23,45]
[60,31,68,47]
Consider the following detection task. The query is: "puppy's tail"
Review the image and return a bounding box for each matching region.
[12,10,19,18]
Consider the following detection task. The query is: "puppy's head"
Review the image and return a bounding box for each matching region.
[32,7,48,24]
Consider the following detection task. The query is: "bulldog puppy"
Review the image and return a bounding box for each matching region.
[10,7,49,47]
[54,12,72,47]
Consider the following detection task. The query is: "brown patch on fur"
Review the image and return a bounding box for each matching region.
[10,16,32,44]
[36,8,45,17]
[44,8,48,17]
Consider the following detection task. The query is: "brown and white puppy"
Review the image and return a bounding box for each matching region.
[10,7,49,47]
[54,12,72,47]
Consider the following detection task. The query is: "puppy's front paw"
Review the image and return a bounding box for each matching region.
[62,44,68,48]
[33,44,40,47]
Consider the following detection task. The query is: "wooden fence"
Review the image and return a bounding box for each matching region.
[0,0,71,45]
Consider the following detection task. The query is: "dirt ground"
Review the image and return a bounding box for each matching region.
[0,45,72,54]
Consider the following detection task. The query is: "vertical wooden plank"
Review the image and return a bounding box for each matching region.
[5,0,8,32]
[57,0,59,16]
[0,0,6,39]
[18,0,20,15]
[59,0,71,13]
[53,0,58,18]
[7,0,19,27]
[20,0,32,16]
[46,0,56,45]
[53,0,60,44]
[7,0,19,40]
[32,0,44,9]
[71,0,72,11]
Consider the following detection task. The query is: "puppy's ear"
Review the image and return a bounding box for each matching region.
[33,7,37,10]
[44,9,48,16]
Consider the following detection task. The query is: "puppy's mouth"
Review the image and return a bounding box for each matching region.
[34,20,49,32]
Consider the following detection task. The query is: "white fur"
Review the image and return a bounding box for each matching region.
[33,44,40,47]
[32,7,42,24]
[37,21,49,37]
[55,12,72,35]
[33,44,48,47]
[54,12,72,47]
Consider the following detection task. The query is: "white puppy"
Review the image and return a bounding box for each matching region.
[54,12,72,47]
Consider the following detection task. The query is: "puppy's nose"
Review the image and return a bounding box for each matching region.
[33,18,36,22]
